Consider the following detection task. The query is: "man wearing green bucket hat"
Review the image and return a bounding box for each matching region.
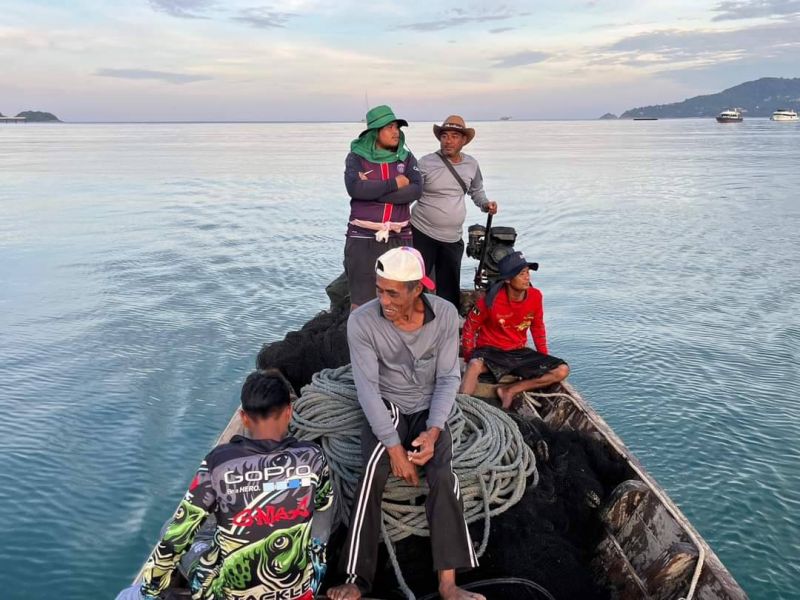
[343,105,422,308]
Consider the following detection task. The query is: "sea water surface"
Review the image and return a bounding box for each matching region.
[1,120,798,599]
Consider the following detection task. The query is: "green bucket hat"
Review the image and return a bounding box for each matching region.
[359,105,409,137]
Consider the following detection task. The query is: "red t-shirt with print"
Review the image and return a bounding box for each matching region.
[461,285,548,360]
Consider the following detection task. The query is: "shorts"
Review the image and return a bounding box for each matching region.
[344,235,410,306]
[471,346,567,382]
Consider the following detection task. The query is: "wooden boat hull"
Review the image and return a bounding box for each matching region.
[132,378,746,600]
[131,290,747,599]
[513,381,745,599]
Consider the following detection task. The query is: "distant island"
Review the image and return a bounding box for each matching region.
[17,111,61,122]
[0,110,61,122]
[598,113,618,120]
[618,77,800,119]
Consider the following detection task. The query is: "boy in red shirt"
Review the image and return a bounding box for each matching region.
[460,251,569,408]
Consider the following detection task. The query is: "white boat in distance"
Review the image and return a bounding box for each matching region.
[770,108,799,121]
[716,109,743,123]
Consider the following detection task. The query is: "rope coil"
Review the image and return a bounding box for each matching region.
[290,365,537,551]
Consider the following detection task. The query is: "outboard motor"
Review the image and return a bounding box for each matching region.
[466,222,537,289]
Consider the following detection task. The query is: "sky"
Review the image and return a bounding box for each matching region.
[1,0,799,121]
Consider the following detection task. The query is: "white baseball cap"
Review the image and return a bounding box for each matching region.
[375,247,435,290]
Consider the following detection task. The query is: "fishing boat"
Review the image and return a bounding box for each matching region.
[128,223,746,599]
[770,109,798,122]
[716,109,743,123]
[129,304,747,599]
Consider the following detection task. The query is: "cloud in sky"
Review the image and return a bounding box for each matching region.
[95,68,213,84]
[595,17,800,68]
[147,0,214,19]
[232,7,297,28]
[492,50,550,68]
[395,7,528,31]
[3,1,800,120]
[711,0,800,21]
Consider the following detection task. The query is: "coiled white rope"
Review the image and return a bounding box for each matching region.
[289,365,537,599]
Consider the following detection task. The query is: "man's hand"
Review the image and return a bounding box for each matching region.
[395,175,410,188]
[387,445,419,485]
[327,583,361,600]
[408,427,440,467]
[484,201,498,215]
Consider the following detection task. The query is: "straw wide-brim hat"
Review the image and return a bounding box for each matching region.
[433,115,475,144]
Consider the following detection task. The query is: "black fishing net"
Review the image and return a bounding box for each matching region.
[258,306,632,600]
[256,304,350,394]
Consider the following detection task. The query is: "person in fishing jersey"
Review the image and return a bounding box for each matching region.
[343,105,422,309]
[116,371,334,600]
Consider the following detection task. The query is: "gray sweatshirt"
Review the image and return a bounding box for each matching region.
[347,294,461,447]
[411,152,489,243]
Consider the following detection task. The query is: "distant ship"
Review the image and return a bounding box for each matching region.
[770,108,798,122]
[716,109,743,123]
[499,116,512,121]
[633,117,658,121]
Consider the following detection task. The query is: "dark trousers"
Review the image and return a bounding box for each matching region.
[344,236,410,306]
[338,404,478,593]
[412,226,464,308]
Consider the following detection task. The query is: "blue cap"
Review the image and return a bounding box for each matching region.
[497,251,539,280]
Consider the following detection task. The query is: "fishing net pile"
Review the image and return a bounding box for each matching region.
[257,307,630,599]
[256,304,350,393]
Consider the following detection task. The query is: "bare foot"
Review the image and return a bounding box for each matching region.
[439,583,486,600]
[496,385,517,409]
[326,583,361,600]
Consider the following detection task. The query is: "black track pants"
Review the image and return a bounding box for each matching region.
[338,404,478,593]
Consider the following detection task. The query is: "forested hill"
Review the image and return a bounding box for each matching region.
[620,77,800,119]
[16,111,61,122]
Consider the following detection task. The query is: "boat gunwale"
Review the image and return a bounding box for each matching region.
[557,381,706,599]
[131,379,747,599]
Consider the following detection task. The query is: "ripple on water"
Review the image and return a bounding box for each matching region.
[1,121,798,599]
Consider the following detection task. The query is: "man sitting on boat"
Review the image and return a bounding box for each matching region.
[327,247,483,600]
[460,251,570,408]
[121,371,334,600]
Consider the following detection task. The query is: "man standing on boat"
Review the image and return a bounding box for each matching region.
[460,251,569,408]
[327,247,483,600]
[344,105,422,309]
[411,115,497,307]
[118,371,334,600]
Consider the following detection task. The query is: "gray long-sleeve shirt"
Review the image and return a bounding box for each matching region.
[347,294,461,447]
[411,152,489,243]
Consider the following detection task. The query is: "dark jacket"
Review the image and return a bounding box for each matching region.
[344,152,422,239]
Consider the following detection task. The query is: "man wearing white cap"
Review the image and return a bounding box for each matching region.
[327,247,483,600]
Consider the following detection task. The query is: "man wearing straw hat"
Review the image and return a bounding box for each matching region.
[327,247,483,600]
[343,105,423,309]
[411,116,498,307]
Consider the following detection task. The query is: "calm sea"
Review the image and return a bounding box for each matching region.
[1,120,798,599]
